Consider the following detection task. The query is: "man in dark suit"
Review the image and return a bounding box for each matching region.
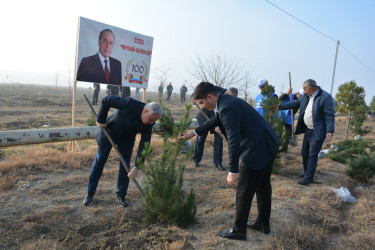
[77,29,123,95]
[83,96,163,208]
[180,82,278,240]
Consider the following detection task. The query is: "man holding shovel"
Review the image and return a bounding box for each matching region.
[278,79,335,185]
[83,96,162,207]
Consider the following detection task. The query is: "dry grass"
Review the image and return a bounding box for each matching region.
[266,224,329,249]
[1,83,375,249]
[0,143,96,192]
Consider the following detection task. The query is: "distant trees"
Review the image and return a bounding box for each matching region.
[335,80,368,139]
[241,71,257,103]
[189,53,243,88]
[153,66,170,97]
[370,96,375,117]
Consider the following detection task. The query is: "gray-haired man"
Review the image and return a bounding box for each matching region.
[279,79,335,185]
[83,96,162,207]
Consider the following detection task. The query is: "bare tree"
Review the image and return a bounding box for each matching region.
[152,66,170,88]
[189,53,243,88]
[240,71,257,102]
[152,67,170,85]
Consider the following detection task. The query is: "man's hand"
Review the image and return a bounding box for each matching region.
[227,173,237,186]
[178,131,195,140]
[215,127,221,134]
[128,168,139,181]
[286,88,293,95]
[96,122,106,128]
[326,133,333,139]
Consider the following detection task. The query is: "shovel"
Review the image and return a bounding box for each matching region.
[289,72,297,146]
[83,94,145,198]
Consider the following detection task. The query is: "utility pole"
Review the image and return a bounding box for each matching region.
[330,40,340,96]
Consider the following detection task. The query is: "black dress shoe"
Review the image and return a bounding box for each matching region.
[215,163,226,171]
[83,193,94,206]
[117,195,130,207]
[247,222,270,234]
[298,179,314,185]
[216,228,246,240]
[299,172,305,177]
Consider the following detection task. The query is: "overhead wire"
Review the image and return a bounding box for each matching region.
[265,0,375,74]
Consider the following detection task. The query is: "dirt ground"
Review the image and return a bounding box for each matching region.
[0,83,374,249]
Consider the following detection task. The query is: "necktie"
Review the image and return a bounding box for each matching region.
[104,59,109,83]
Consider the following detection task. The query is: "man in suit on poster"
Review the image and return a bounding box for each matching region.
[180,82,278,240]
[77,29,122,93]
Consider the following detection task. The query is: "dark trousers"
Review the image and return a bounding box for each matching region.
[120,86,131,98]
[301,128,324,181]
[194,132,223,165]
[166,91,172,101]
[87,130,133,197]
[92,88,100,105]
[233,160,274,233]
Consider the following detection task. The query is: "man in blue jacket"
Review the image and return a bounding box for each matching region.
[279,79,335,185]
[255,79,267,117]
[83,96,162,207]
[180,82,278,240]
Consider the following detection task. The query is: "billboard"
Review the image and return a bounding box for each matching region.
[75,16,153,89]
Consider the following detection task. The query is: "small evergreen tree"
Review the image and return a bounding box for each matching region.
[347,155,375,183]
[328,139,375,182]
[335,81,366,139]
[87,111,96,126]
[260,81,289,174]
[350,105,371,136]
[137,103,196,227]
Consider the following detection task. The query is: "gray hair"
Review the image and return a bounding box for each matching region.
[144,102,163,117]
[303,79,317,88]
[226,87,238,96]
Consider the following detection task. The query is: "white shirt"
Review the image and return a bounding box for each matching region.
[98,52,110,72]
[303,89,319,129]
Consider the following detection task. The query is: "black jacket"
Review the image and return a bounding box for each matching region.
[77,53,122,85]
[97,96,154,158]
[195,94,278,173]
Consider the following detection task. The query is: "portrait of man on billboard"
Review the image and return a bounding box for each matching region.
[76,29,123,85]
[75,17,153,91]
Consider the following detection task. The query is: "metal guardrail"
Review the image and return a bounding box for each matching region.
[0,120,199,147]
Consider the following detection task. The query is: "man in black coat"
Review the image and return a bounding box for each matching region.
[180,82,279,240]
[77,29,122,90]
[83,96,163,207]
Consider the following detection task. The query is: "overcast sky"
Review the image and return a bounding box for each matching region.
[1,0,374,103]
